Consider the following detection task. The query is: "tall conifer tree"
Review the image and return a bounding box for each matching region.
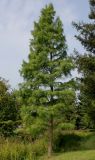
[20,4,75,156]
[73,0,95,128]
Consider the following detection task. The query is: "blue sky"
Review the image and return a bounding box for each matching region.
[0,0,89,88]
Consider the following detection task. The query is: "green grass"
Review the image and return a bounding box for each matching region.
[0,131,95,160]
[0,136,47,160]
[43,150,95,160]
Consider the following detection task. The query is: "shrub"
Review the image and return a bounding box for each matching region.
[53,131,81,152]
[0,120,16,137]
[80,133,95,150]
[58,123,75,131]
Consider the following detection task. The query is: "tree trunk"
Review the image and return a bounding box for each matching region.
[48,117,53,157]
[48,52,53,157]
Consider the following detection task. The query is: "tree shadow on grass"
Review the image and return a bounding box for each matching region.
[53,131,95,152]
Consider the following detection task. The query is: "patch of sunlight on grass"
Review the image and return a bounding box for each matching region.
[42,150,95,160]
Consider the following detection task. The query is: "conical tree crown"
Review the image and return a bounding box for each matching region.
[21,3,72,92]
[20,4,75,135]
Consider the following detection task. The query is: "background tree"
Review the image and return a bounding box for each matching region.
[0,77,19,136]
[20,4,75,156]
[73,0,95,128]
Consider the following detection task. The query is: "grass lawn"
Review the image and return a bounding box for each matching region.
[42,150,95,160]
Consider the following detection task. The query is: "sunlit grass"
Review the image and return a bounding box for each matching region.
[0,136,47,160]
[43,150,95,160]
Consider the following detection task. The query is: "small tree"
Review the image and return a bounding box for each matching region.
[20,4,75,156]
[0,77,19,136]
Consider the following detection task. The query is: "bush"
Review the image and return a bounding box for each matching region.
[53,131,81,152]
[53,130,95,152]
[58,123,75,131]
[0,120,17,137]
[80,133,95,150]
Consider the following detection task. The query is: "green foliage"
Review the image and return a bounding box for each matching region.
[0,77,19,136]
[0,120,16,136]
[31,138,47,158]
[0,137,31,160]
[0,136,47,160]
[53,131,81,152]
[80,133,95,150]
[58,123,75,131]
[73,0,95,129]
[20,4,76,155]
[53,130,95,152]
[89,0,95,19]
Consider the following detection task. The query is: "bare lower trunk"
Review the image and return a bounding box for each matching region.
[48,117,53,157]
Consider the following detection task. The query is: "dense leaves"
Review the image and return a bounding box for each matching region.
[0,77,19,136]
[73,0,95,128]
[20,4,75,156]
